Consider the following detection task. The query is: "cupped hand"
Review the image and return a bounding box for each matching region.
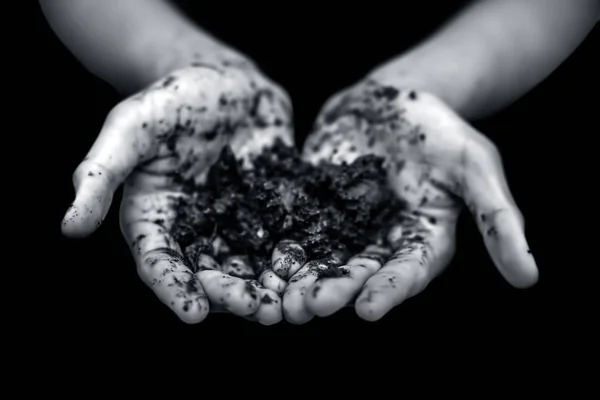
[61,62,292,324]
[283,79,539,323]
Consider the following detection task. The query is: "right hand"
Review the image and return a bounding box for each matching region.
[61,62,294,324]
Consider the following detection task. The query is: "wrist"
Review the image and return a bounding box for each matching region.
[130,29,257,93]
[365,55,477,120]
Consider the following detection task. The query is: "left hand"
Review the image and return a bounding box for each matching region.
[282,78,539,323]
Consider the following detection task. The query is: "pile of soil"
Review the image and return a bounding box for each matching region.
[171,139,406,279]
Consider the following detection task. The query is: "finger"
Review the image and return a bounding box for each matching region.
[121,193,209,323]
[271,240,307,279]
[192,253,220,272]
[355,217,455,322]
[221,255,256,279]
[305,245,390,317]
[461,139,539,288]
[282,260,330,325]
[62,97,158,238]
[258,269,287,296]
[130,225,210,323]
[258,240,306,296]
[246,280,283,326]
[197,270,261,316]
[218,255,283,323]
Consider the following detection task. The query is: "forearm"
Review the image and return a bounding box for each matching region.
[368,0,599,120]
[39,0,250,94]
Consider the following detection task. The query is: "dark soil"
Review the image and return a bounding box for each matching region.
[171,139,406,279]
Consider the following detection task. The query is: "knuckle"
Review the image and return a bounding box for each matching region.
[514,208,525,230]
[110,97,145,122]
[469,133,502,167]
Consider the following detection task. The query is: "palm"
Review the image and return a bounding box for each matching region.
[282,80,538,323]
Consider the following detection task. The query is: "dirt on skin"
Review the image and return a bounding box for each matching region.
[170,139,406,279]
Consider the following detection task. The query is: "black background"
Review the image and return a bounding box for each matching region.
[26,0,597,343]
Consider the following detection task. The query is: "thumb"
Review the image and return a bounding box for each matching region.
[460,135,539,289]
[61,98,155,238]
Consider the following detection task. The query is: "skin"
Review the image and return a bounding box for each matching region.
[43,0,598,323]
[283,80,538,323]
[368,0,600,120]
[61,62,294,324]
[38,0,250,94]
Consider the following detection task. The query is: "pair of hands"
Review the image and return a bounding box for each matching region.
[61,61,538,325]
